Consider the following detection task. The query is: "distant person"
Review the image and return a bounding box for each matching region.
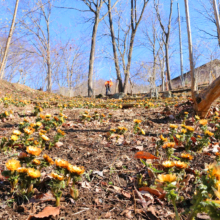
[105,79,113,96]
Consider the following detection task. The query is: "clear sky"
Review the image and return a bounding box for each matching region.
[0,0,219,90]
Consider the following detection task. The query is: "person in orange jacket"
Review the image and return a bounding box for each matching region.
[105,79,113,95]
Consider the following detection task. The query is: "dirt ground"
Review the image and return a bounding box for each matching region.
[0,98,216,220]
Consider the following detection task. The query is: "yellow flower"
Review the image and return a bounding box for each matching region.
[41,135,50,141]
[156,174,177,183]
[26,146,42,156]
[67,164,85,175]
[199,120,208,126]
[27,168,41,178]
[32,159,41,165]
[185,126,194,132]
[110,129,116,133]
[11,135,19,141]
[134,119,142,124]
[6,159,21,171]
[36,122,42,127]
[204,130,214,137]
[13,130,21,136]
[170,124,178,129]
[24,128,34,135]
[55,159,69,169]
[45,114,51,118]
[160,135,168,142]
[4,111,9,116]
[181,129,187,134]
[51,172,64,181]
[174,161,188,169]
[176,134,181,139]
[43,154,54,165]
[140,129,145,135]
[57,129,65,136]
[184,112,189,115]
[17,167,28,173]
[23,118,29,122]
[195,115,200,120]
[206,162,220,180]
[162,161,175,168]
[162,142,175,149]
[181,153,193,160]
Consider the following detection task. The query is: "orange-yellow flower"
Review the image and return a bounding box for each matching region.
[204,130,214,137]
[156,174,177,183]
[51,172,64,181]
[6,159,21,171]
[199,119,208,126]
[206,162,220,180]
[11,135,19,141]
[162,142,175,149]
[13,130,21,136]
[57,129,65,136]
[195,115,200,120]
[170,124,178,129]
[174,161,188,169]
[181,129,187,134]
[160,135,168,142]
[134,119,142,124]
[32,159,41,165]
[41,135,50,141]
[17,167,28,173]
[27,168,41,178]
[67,164,85,175]
[55,159,69,169]
[162,161,175,168]
[181,153,193,160]
[185,126,194,132]
[43,154,54,165]
[26,146,42,156]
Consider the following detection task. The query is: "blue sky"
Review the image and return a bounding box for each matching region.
[0,0,219,89]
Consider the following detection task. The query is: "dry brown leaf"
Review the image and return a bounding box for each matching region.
[134,151,158,160]
[27,206,60,220]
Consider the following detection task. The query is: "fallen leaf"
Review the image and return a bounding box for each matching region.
[93,171,104,177]
[54,142,63,148]
[134,151,158,160]
[27,206,60,220]
[30,192,55,203]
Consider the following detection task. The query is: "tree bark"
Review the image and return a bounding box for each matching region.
[88,15,99,97]
[108,0,123,92]
[194,76,220,117]
[165,41,172,90]
[0,0,20,79]
[123,33,135,93]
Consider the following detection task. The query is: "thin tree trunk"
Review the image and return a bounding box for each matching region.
[88,15,99,97]
[184,0,196,101]
[108,0,123,92]
[213,0,220,46]
[0,0,20,79]
[165,42,172,90]
[124,33,135,93]
[47,20,52,92]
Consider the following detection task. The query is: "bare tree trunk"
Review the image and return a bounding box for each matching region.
[124,0,149,93]
[88,16,99,97]
[154,0,173,91]
[165,42,172,90]
[124,34,135,93]
[184,0,196,100]
[0,0,20,79]
[108,0,123,92]
[213,0,220,46]
[46,20,52,92]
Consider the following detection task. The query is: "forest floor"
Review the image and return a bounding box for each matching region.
[0,82,219,220]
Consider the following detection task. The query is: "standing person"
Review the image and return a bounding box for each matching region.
[105,79,113,95]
